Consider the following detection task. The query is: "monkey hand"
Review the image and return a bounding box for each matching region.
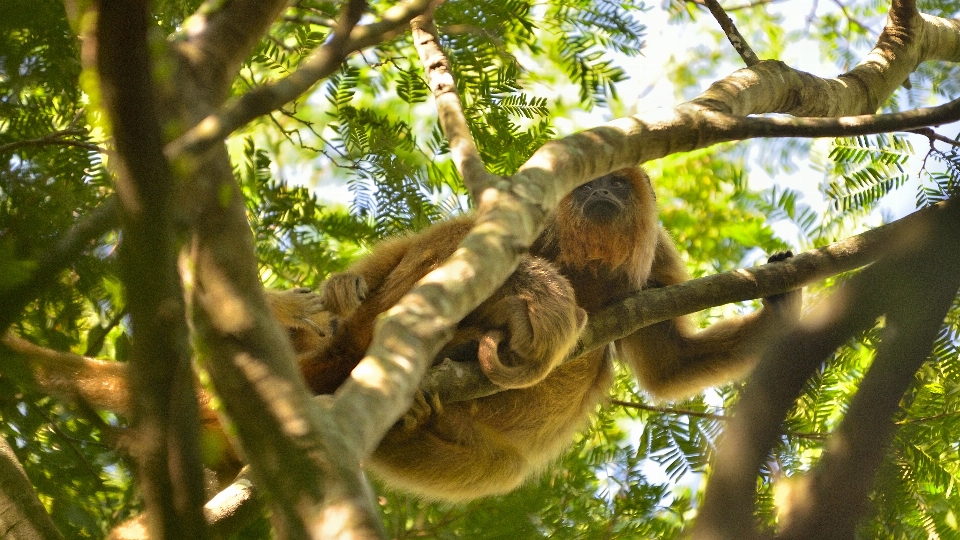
[265,288,338,356]
[396,391,442,435]
[761,251,802,324]
[320,272,369,317]
[475,296,587,390]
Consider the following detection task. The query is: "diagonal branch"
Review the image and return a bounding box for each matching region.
[168,0,434,159]
[411,12,494,197]
[0,436,65,540]
[702,0,760,65]
[778,225,960,539]
[0,198,119,334]
[692,184,960,540]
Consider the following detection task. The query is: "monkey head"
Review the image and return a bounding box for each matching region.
[571,171,634,223]
[542,167,659,281]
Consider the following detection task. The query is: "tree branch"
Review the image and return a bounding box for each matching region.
[778,226,960,539]
[411,12,493,197]
[94,0,208,536]
[187,138,383,538]
[0,128,104,155]
[168,0,435,159]
[177,0,290,100]
[0,197,119,334]
[0,435,65,540]
[702,0,760,66]
[692,182,960,540]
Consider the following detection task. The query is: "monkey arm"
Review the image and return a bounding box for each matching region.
[618,245,802,401]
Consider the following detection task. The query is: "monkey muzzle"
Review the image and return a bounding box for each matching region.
[581,191,625,222]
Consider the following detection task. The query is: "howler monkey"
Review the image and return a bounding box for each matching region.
[277,166,801,502]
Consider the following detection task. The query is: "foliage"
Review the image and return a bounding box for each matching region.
[2,0,960,538]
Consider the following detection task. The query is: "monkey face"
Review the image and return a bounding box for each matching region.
[572,172,633,223]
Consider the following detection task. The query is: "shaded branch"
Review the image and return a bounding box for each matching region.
[779,227,960,539]
[0,436,65,540]
[692,177,960,540]
[411,12,493,196]
[0,128,104,155]
[702,0,760,66]
[187,123,383,538]
[94,0,208,536]
[109,468,265,540]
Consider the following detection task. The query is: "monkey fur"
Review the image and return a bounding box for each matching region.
[270,166,801,502]
[299,216,587,395]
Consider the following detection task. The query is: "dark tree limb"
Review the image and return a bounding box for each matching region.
[94,1,208,537]
[778,224,960,539]
[0,436,64,540]
[692,186,960,540]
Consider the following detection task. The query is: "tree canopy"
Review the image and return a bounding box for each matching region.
[1,0,960,538]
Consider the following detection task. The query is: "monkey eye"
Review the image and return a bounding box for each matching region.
[610,176,626,188]
[575,183,593,192]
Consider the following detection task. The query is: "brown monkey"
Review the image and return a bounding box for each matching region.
[293,167,800,501]
[297,215,587,395]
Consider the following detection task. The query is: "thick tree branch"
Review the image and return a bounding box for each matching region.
[94,1,208,537]
[426,197,957,403]
[168,0,434,159]
[411,12,493,196]
[513,5,959,208]
[779,236,960,539]
[188,143,383,537]
[177,0,290,100]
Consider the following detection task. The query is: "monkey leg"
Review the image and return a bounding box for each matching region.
[369,414,534,502]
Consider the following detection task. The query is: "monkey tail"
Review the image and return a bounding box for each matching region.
[476,330,551,390]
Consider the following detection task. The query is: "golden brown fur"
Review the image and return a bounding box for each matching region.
[295,215,586,395]
[279,167,799,501]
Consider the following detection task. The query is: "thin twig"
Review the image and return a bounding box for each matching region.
[168,0,434,159]
[909,127,960,148]
[0,128,105,155]
[701,0,760,66]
